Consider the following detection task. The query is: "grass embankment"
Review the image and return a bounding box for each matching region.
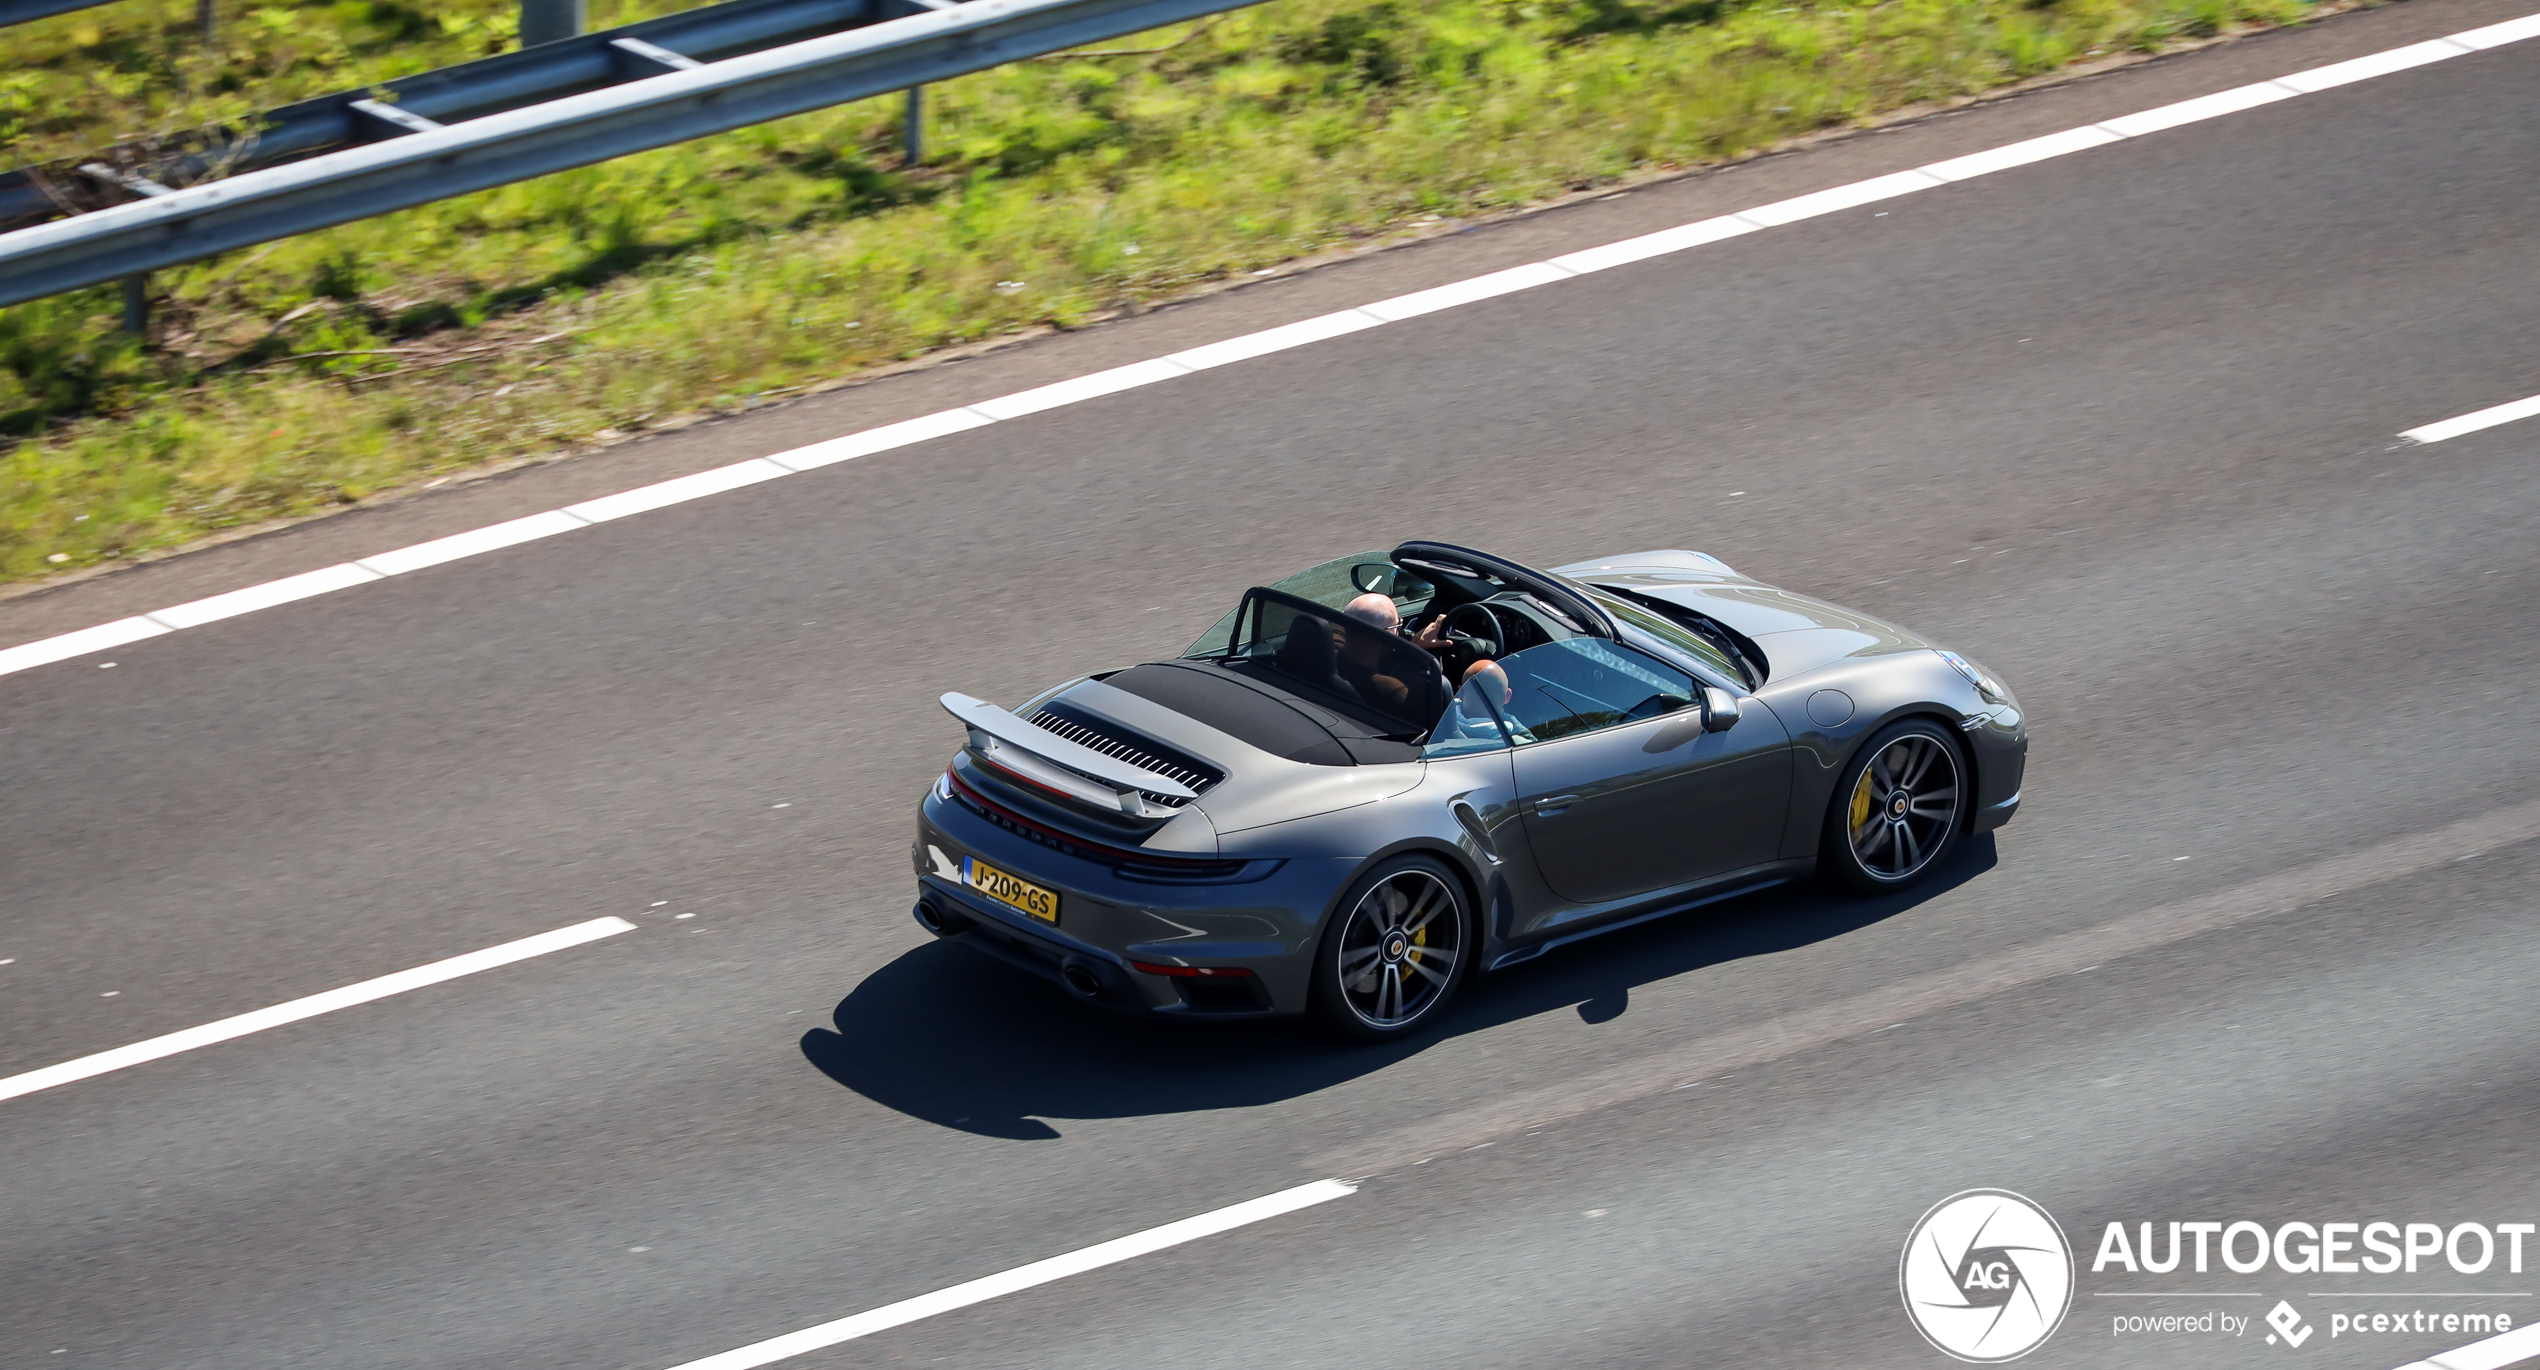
[3,0,2314,583]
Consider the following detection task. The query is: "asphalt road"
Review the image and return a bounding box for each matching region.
[5,3,2540,1367]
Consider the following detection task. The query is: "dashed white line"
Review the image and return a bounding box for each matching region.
[660,1179,1356,1370]
[2400,391,2540,444]
[2,9,2535,681]
[0,915,635,1104]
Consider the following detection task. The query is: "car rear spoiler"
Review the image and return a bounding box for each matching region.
[939,692,1197,820]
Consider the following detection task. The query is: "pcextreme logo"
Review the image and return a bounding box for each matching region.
[1901,1189,2077,1362]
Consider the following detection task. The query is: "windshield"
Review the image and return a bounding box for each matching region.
[1572,581,1753,686]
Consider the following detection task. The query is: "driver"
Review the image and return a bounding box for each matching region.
[1342,592,1450,653]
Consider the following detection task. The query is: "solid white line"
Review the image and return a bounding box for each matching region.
[2097,80,2300,137]
[2399,391,2540,444]
[1546,214,1759,274]
[1163,308,1383,369]
[1735,168,1947,226]
[2392,1319,2540,1370]
[4,9,2533,679]
[764,407,993,471]
[1359,261,1578,321]
[2455,12,2540,47]
[1920,125,2124,182]
[0,614,169,675]
[661,1179,1357,1370]
[2275,37,2472,92]
[564,457,792,523]
[0,915,636,1104]
[357,508,594,576]
[148,561,383,630]
[969,357,1194,420]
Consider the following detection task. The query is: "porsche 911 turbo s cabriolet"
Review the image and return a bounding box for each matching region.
[912,541,2025,1039]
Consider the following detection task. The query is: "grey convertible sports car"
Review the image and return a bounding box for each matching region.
[912,541,2025,1038]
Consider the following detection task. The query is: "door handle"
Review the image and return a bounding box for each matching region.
[1532,794,1580,816]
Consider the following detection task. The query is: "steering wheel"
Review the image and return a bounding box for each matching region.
[1440,603,1504,679]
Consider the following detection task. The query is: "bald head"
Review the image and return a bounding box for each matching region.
[1341,593,1402,632]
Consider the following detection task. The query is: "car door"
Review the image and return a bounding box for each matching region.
[1492,638,1792,909]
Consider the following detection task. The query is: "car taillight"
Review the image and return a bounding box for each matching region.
[1131,961,1256,979]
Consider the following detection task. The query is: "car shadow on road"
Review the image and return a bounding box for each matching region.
[801,836,1996,1139]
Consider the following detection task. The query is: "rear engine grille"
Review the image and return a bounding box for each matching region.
[1028,703,1222,807]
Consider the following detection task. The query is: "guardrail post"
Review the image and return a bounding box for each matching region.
[120,273,147,337]
[904,84,924,165]
[519,0,584,46]
[198,0,215,48]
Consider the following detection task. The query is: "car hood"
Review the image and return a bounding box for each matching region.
[1551,549,1934,683]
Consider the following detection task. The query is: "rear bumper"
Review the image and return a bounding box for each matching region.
[914,788,1351,1017]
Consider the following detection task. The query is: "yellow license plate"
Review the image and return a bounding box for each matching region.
[964,856,1059,924]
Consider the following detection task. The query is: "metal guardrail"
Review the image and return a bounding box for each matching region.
[0,0,899,233]
[0,0,1259,307]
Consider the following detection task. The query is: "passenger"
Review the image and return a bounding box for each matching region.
[1425,658,1519,753]
[1461,658,1532,743]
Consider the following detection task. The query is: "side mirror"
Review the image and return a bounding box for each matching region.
[1701,686,1742,733]
[1350,563,1435,601]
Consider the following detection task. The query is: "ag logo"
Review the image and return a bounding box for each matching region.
[1900,1189,2075,1362]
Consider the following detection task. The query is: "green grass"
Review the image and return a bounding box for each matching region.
[1,0,2318,583]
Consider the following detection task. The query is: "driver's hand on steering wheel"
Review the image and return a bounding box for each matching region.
[1408,615,1451,653]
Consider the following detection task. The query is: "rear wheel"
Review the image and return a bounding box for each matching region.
[1310,856,1471,1041]
[1821,719,1967,894]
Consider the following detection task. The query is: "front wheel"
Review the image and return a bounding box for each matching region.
[1821,719,1968,894]
[1310,856,1471,1041]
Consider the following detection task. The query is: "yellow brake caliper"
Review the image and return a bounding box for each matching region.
[1850,767,1875,838]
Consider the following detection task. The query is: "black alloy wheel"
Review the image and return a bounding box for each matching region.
[1311,855,1471,1041]
[1822,718,1968,894]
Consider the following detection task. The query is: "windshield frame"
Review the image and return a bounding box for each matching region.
[1568,579,1756,689]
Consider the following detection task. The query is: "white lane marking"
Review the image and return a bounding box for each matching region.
[1735,168,1947,227]
[1359,261,1578,321]
[564,458,792,523]
[1921,126,2123,183]
[764,407,993,471]
[357,509,593,577]
[1163,308,1383,370]
[2097,79,2301,136]
[2399,391,2540,444]
[968,357,1195,420]
[2276,37,2474,92]
[4,11,2533,679]
[0,916,635,1104]
[661,1179,1357,1370]
[1546,214,1758,274]
[2391,1318,2540,1370]
[147,562,383,630]
[0,615,169,676]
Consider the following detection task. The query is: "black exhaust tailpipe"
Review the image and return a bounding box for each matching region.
[912,899,965,937]
[1059,959,1107,1001]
